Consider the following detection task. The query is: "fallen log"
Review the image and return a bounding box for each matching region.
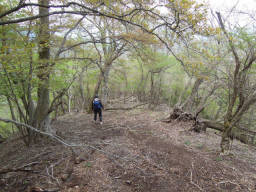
[166,107,256,146]
[200,120,256,145]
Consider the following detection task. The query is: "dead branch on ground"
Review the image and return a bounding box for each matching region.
[0,162,40,175]
[105,103,148,111]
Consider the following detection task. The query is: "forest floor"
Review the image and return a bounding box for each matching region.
[1,108,256,192]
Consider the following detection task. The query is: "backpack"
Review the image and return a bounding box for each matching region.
[93,99,101,109]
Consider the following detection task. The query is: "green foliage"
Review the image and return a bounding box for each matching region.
[196,143,204,149]
[0,104,13,138]
[1,0,256,145]
[84,161,92,168]
[201,100,218,119]
[184,140,191,146]
[162,60,187,106]
[50,60,77,90]
[0,121,13,138]
[215,156,223,162]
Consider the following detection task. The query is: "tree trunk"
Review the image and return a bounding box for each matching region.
[67,89,72,113]
[181,78,203,112]
[90,62,112,112]
[220,121,232,153]
[149,72,155,109]
[79,70,85,112]
[102,64,111,104]
[93,73,104,98]
[32,0,51,135]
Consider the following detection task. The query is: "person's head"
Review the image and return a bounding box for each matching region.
[95,95,98,98]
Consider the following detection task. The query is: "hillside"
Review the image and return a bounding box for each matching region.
[0,109,256,192]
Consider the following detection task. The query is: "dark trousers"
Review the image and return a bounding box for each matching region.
[94,108,102,122]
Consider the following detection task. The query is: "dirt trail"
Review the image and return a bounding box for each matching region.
[1,109,256,192]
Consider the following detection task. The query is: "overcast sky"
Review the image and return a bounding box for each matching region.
[207,0,256,11]
[203,0,256,27]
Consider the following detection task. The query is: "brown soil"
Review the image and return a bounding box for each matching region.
[0,109,256,192]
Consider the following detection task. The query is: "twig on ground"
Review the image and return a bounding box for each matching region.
[190,162,204,192]
[0,161,40,175]
[218,180,241,190]
[0,117,131,166]
[47,157,67,187]
[46,165,61,187]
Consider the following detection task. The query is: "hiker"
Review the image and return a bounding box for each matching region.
[92,95,104,124]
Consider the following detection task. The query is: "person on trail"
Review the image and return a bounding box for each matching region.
[92,95,104,124]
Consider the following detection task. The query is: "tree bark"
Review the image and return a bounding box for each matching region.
[102,64,111,104]
[32,0,51,135]
[216,12,256,153]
